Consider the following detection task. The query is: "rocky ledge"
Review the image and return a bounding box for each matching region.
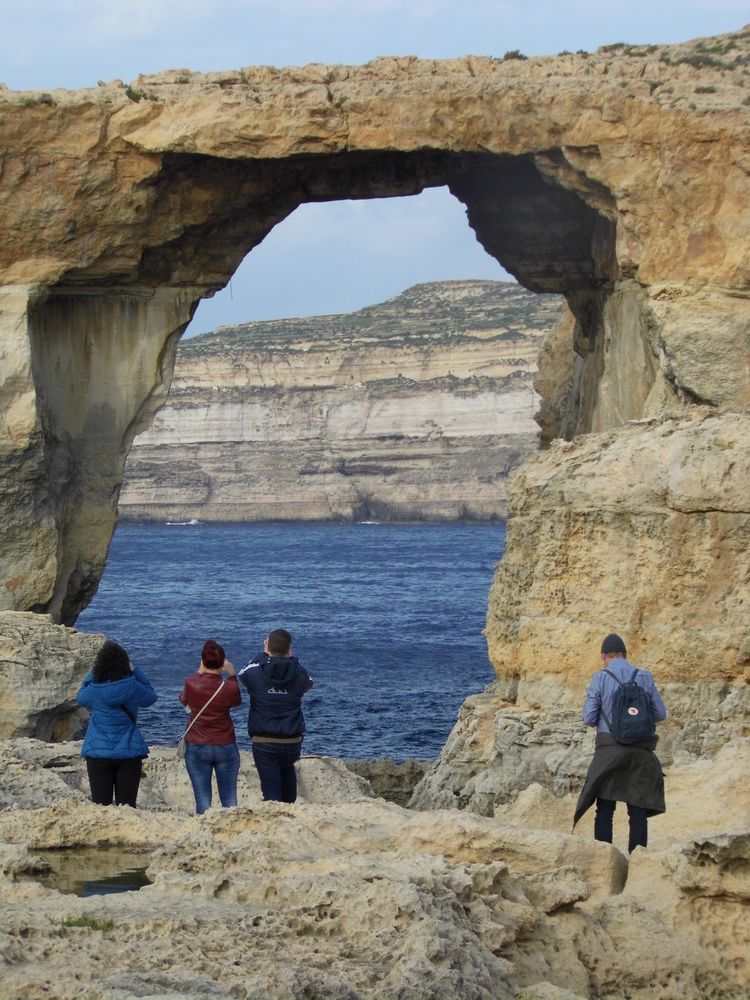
[0,735,748,999]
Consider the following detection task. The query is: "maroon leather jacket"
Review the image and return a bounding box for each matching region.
[179,672,242,745]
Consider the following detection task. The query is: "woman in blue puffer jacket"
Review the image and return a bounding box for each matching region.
[76,640,158,807]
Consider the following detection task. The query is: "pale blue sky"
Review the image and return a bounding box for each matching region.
[2,1,745,334]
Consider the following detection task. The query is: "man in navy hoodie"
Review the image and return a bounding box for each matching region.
[238,628,313,802]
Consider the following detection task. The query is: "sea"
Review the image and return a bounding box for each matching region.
[77,521,505,762]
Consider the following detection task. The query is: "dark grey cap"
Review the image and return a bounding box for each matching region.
[601,633,627,656]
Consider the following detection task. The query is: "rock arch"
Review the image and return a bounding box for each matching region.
[19,143,618,623]
[1,34,748,714]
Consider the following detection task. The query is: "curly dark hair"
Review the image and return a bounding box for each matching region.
[93,640,131,683]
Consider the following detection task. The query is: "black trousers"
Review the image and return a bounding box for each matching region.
[86,757,143,807]
[251,742,301,803]
[594,797,648,853]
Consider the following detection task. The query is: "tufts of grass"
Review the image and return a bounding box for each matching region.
[21,93,55,107]
[599,42,657,56]
[661,49,740,71]
[58,914,115,931]
[696,38,737,56]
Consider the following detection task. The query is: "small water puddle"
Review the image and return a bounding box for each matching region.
[22,847,153,897]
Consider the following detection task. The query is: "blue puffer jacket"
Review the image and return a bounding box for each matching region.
[76,666,158,759]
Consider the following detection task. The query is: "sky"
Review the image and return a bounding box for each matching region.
[2,0,746,335]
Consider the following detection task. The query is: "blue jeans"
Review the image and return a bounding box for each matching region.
[184,742,240,815]
[251,742,301,802]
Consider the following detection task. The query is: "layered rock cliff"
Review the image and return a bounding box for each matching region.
[119,280,558,522]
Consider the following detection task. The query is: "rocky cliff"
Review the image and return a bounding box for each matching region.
[1,28,749,998]
[119,281,558,522]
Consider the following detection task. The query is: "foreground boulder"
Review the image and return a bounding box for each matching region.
[0,613,102,741]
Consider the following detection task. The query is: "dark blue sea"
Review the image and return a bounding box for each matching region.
[77,522,505,761]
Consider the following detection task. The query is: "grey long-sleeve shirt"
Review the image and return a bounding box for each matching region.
[583,657,667,735]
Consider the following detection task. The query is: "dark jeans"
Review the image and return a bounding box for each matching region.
[594,797,649,853]
[184,742,241,815]
[251,742,301,802]
[86,757,143,807]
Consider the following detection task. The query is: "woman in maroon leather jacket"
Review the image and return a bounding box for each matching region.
[179,639,242,814]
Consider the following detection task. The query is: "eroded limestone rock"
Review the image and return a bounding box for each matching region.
[345,757,429,806]
[0,738,372,813]
[0,729,747,998]
[1,29,749,620]
[412,412,749,813]
[0,612,102,741]
[486,412,750,698]
[0,774,746,1000]
[411,676,750,816]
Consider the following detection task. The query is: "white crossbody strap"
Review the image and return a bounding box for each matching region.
[183,679,225,737]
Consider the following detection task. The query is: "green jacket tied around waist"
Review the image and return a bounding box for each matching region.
[573,732,665,830]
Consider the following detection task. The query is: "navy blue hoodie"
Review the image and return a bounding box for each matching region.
[238,652,313,740]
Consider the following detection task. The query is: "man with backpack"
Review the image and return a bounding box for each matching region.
[573,633,667,853]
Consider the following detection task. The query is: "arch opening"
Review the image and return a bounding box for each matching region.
[23,147,617,624]
[45,148,617,299]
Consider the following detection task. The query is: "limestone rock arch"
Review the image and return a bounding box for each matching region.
[1,31,748,703]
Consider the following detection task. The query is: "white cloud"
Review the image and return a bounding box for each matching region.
[53,0,219,44]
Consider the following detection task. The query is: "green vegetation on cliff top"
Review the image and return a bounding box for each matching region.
[181,280,561,356]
